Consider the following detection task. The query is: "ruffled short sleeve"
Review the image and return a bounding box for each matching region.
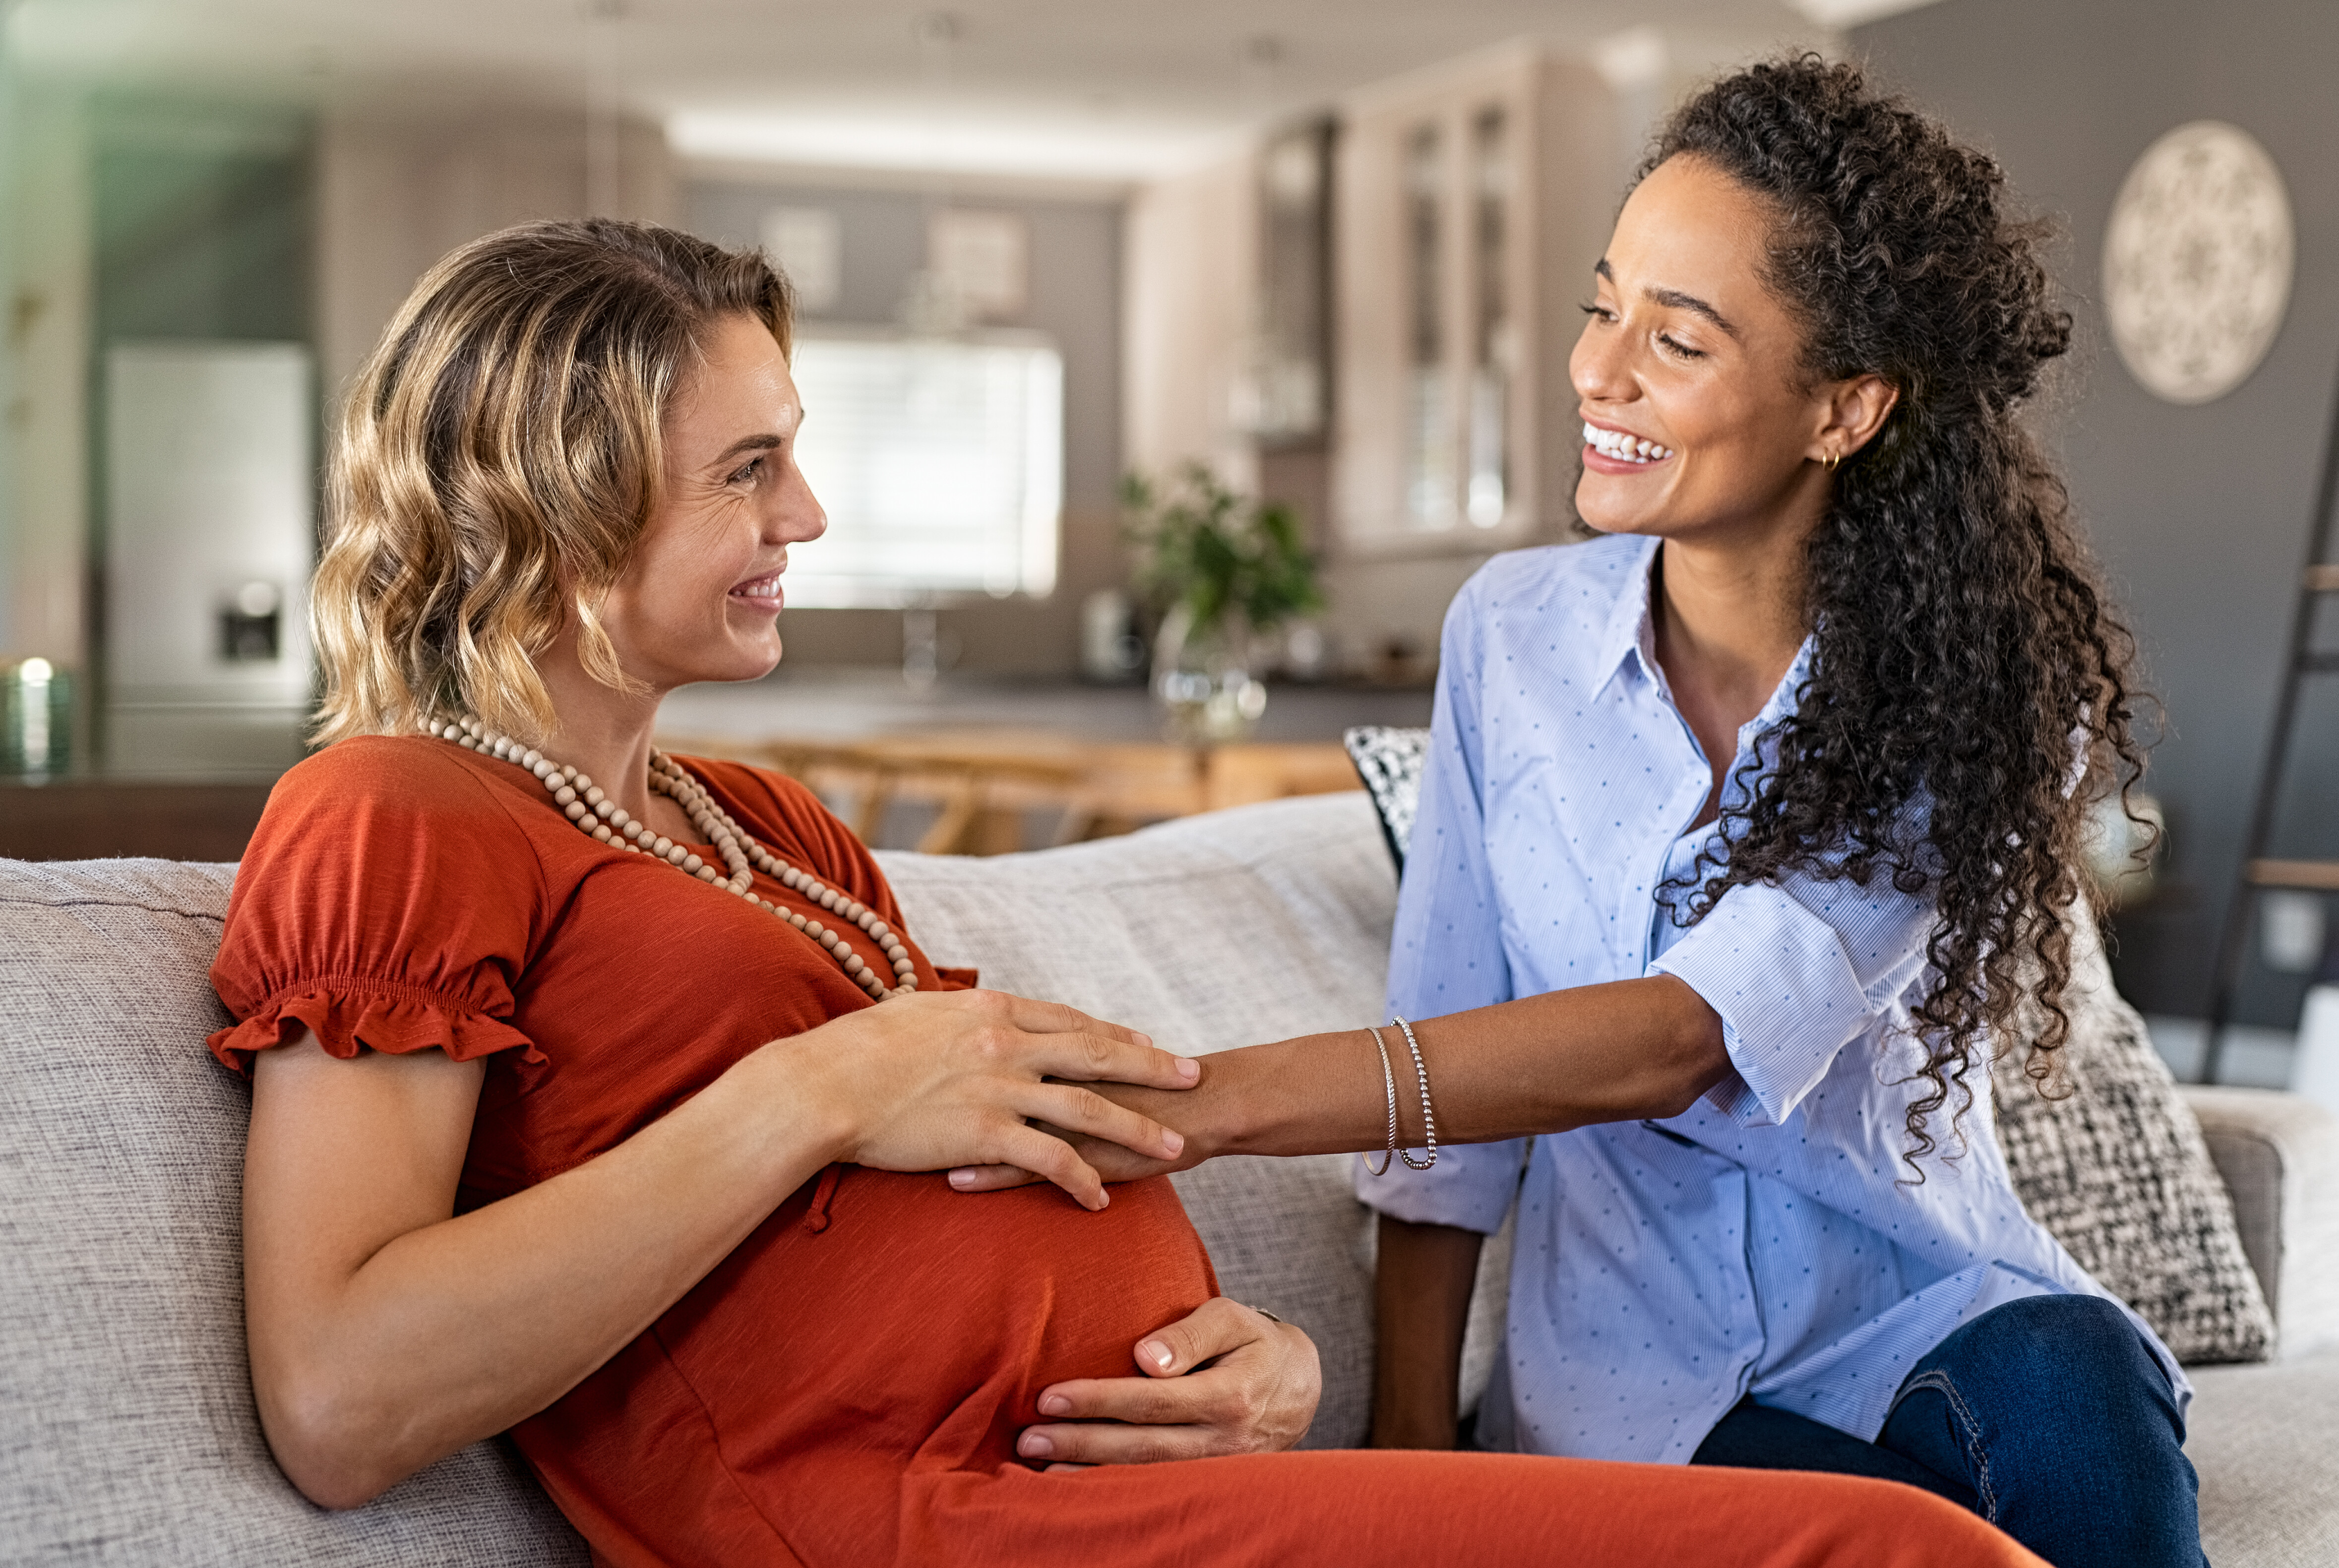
[208,737,548,1076]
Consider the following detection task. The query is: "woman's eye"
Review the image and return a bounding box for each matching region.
[729,456,766,485]
[1580,301,1616,322]
[1657,334,1705,361]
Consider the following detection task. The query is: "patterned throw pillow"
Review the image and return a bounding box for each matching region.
[1342,725,1431,869]
[1990,909,2275,1364]
[1341,723,2274,1363]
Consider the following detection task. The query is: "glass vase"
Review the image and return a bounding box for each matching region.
[1152,605,1268,746]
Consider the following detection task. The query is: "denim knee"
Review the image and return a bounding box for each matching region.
[1948,1293,2128,1361]
[1912,1294,2174,1421]
[1883,1295,2203,1568]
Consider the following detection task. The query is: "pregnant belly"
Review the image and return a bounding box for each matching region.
[522,1166,1219,1566]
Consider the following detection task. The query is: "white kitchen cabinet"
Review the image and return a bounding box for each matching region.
[1332,46,1621,554]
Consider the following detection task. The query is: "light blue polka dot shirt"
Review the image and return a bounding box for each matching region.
[1356,533,2185,1463]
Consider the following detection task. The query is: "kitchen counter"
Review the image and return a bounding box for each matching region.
[656,669,1435,746]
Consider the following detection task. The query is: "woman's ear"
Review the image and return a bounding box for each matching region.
[1813,373,1899,464]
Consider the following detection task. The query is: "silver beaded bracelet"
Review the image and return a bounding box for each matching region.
[1391,1015,1439,1170]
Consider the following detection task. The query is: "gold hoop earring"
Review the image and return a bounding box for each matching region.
[1824,451,1841,472]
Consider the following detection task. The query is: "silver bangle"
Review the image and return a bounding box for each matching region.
[1363,1026,1399,1177]
[1392,1015,1438,1170]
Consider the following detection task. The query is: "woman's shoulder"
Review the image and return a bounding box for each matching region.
[1446,536,1656,669]
[271,733,531,823]
[1464,534,1655,607]
[254,733,546,873]
[213,734,552,1071]
[281,731,494,794]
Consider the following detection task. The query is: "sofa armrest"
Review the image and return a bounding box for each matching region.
[2180,1086,2339,1359]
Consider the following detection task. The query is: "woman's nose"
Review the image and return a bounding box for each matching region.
[1570,315,1633,405]
[773,471,827,544]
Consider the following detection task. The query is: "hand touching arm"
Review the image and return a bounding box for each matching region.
[953,563,1733,1188]
[953,974,1729,1187]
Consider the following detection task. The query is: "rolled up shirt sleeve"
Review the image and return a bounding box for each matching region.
[1356,576,1529,1234]
[1649,871,1937,1128]
[1359,1135,1533,1233]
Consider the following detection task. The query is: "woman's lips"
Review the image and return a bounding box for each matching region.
[729,571,785,610]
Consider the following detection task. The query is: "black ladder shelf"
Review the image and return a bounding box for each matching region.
[2204,382,2339,1083]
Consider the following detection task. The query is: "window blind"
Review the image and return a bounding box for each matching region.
[783,331,1063,608]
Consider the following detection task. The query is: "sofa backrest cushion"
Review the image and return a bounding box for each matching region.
[1991,906,2276,1363]
[877,791,1511,1448]
[0,856,588,1567]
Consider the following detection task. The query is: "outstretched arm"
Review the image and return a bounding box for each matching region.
[1184,972,1728,1160]
[952,972,1728,1186]
[945,561,1728,1184]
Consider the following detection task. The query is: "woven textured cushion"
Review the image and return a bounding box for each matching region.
[877,791,1512,1447]
[1341,725,1431,868]
[1991,908,2275,1364]
[0,857,588,1567]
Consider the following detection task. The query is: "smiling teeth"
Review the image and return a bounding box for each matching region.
[733,575,781,598]
[1584,422,1672,463]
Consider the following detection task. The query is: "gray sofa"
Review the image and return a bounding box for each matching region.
[3,791,2335,1565]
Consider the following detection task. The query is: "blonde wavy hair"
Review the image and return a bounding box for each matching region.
[311,218,793,745]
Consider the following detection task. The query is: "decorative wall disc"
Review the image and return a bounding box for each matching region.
[2103,121,2294,406]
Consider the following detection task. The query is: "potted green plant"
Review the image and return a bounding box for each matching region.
[1122,463,1324,744]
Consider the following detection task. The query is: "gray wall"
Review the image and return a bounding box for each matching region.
[1857,0,2339,1021]
[685,179,1123,677]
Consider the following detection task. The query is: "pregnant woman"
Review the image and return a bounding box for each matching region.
[215,214,2037,1566]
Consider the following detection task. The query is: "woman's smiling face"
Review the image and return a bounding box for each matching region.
[1570,154,1875,544]
[597,312,827,692]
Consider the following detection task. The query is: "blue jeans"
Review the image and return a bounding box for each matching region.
[1689,1295,2206,1568]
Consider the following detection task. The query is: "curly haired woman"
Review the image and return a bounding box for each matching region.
[213,213,2045,1565]
[1329,55,2199,1568]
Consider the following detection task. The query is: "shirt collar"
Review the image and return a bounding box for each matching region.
[1589,537,1819,722]
[1591,536,1663,700]
[1754,634,1819,731]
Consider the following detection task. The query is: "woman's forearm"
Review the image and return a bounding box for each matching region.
[1370,1215,1483,1448]
[247,1037,844,1508]
[1139,975,1730,1163]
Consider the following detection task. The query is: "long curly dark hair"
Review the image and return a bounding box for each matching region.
[1648,57,2151,1169]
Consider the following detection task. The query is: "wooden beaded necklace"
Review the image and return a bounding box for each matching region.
[428,715,918,1002]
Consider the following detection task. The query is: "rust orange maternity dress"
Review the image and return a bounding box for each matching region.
[210,737,2041,1568]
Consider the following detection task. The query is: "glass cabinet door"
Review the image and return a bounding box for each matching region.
[1467,105,1513,529]
[1403,122,1454,530]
